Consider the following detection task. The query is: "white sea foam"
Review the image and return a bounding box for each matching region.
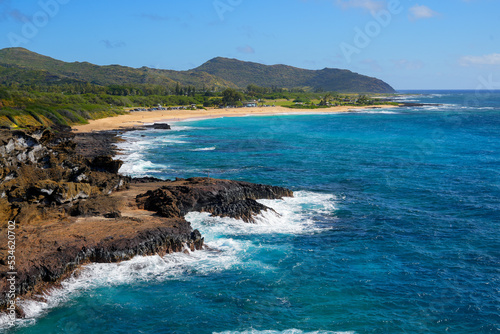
[1,245,244,330]
[354,109,399,114]
[119,159,169,176]
[117,133,188,151]
[116,132,189,176]
[169,125,210,131]
[214,330,356,334]
[159,135,188,145]
[116,138,151,152]
[427,93,446,98]
[390,94,420,102]
[464,106,496,110]
[418,103,459,111]
[0,191,337,331]
[186,191,337,240]
[190,146,216,151]
[117,149,170,175]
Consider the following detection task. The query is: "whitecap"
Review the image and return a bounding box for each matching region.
[0,244,244,330]
[186,191,337,239]
[158,135,188,145]
[1,192,338,330]
[118,158,169,176]
[213,330,356,334]
[169,125,208,131]
[353,109,400,114]
[190,146,216,151]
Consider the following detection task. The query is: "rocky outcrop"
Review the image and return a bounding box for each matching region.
[90,156,123,174]
[136,177,293,222]
[0,127,293,314]
[0,215,203,312]
[73,130,122,159]
[0,127,128,222]
[147,123,171,130]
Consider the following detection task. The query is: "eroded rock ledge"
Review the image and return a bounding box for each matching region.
[0,127,293,313]
[136,177,293,223]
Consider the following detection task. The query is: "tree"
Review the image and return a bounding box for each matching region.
[222,88,244,106]
[319,93,333,106]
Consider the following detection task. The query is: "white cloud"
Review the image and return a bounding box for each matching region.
[459,54,500,66]
[335,0,386,13]
[409,4,439,20]
[236,45,255,54]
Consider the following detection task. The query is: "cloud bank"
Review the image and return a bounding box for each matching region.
[459,54,500,66]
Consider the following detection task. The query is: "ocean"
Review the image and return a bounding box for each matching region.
[3,91,499,333]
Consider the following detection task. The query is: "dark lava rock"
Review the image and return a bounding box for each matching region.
[73,130,121,159]
[132,176,167,183]
[136,177,293,223]
[147,123,171,130]
[0,128,128,222]
[90,155,123,174]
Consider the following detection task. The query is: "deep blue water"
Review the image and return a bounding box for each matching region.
[2,91,499,333]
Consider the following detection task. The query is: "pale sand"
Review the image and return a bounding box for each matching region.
[72,105,398,133]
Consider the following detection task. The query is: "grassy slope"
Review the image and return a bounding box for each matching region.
[0,48,235,89]
[0,48,396,127]
[0,48,395,93]
[193,57,396,93]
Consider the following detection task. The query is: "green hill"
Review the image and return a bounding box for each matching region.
[0,48,395,93]
[0,48,235,89]
[193,57,395,93]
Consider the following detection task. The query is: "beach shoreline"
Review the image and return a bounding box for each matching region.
[72,105,399,133]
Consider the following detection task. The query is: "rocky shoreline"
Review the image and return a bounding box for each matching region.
[0,126,292,317]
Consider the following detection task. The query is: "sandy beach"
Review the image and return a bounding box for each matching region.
[72,105,398,132]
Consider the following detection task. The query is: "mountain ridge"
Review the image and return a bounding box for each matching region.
[193,56,395,93]
[0,48,395,93]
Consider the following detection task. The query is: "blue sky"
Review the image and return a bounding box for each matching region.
[0,0,499,90]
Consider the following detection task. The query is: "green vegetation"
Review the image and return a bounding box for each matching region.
[222,88,244,106]
[0,47,235,90]
[0,48,395,93]
[0,85,208,128]
[0,47,396,128]
[194,57,396,93]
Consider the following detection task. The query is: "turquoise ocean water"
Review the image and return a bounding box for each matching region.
[2,91,499,333]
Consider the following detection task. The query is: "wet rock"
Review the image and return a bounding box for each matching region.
[90,155,123,174]
[136,177,293,222]
[147,123,171,130]
[0,221,204,309]
[0,127,291,313]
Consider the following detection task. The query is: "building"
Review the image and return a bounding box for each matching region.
[243,101,258,108]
